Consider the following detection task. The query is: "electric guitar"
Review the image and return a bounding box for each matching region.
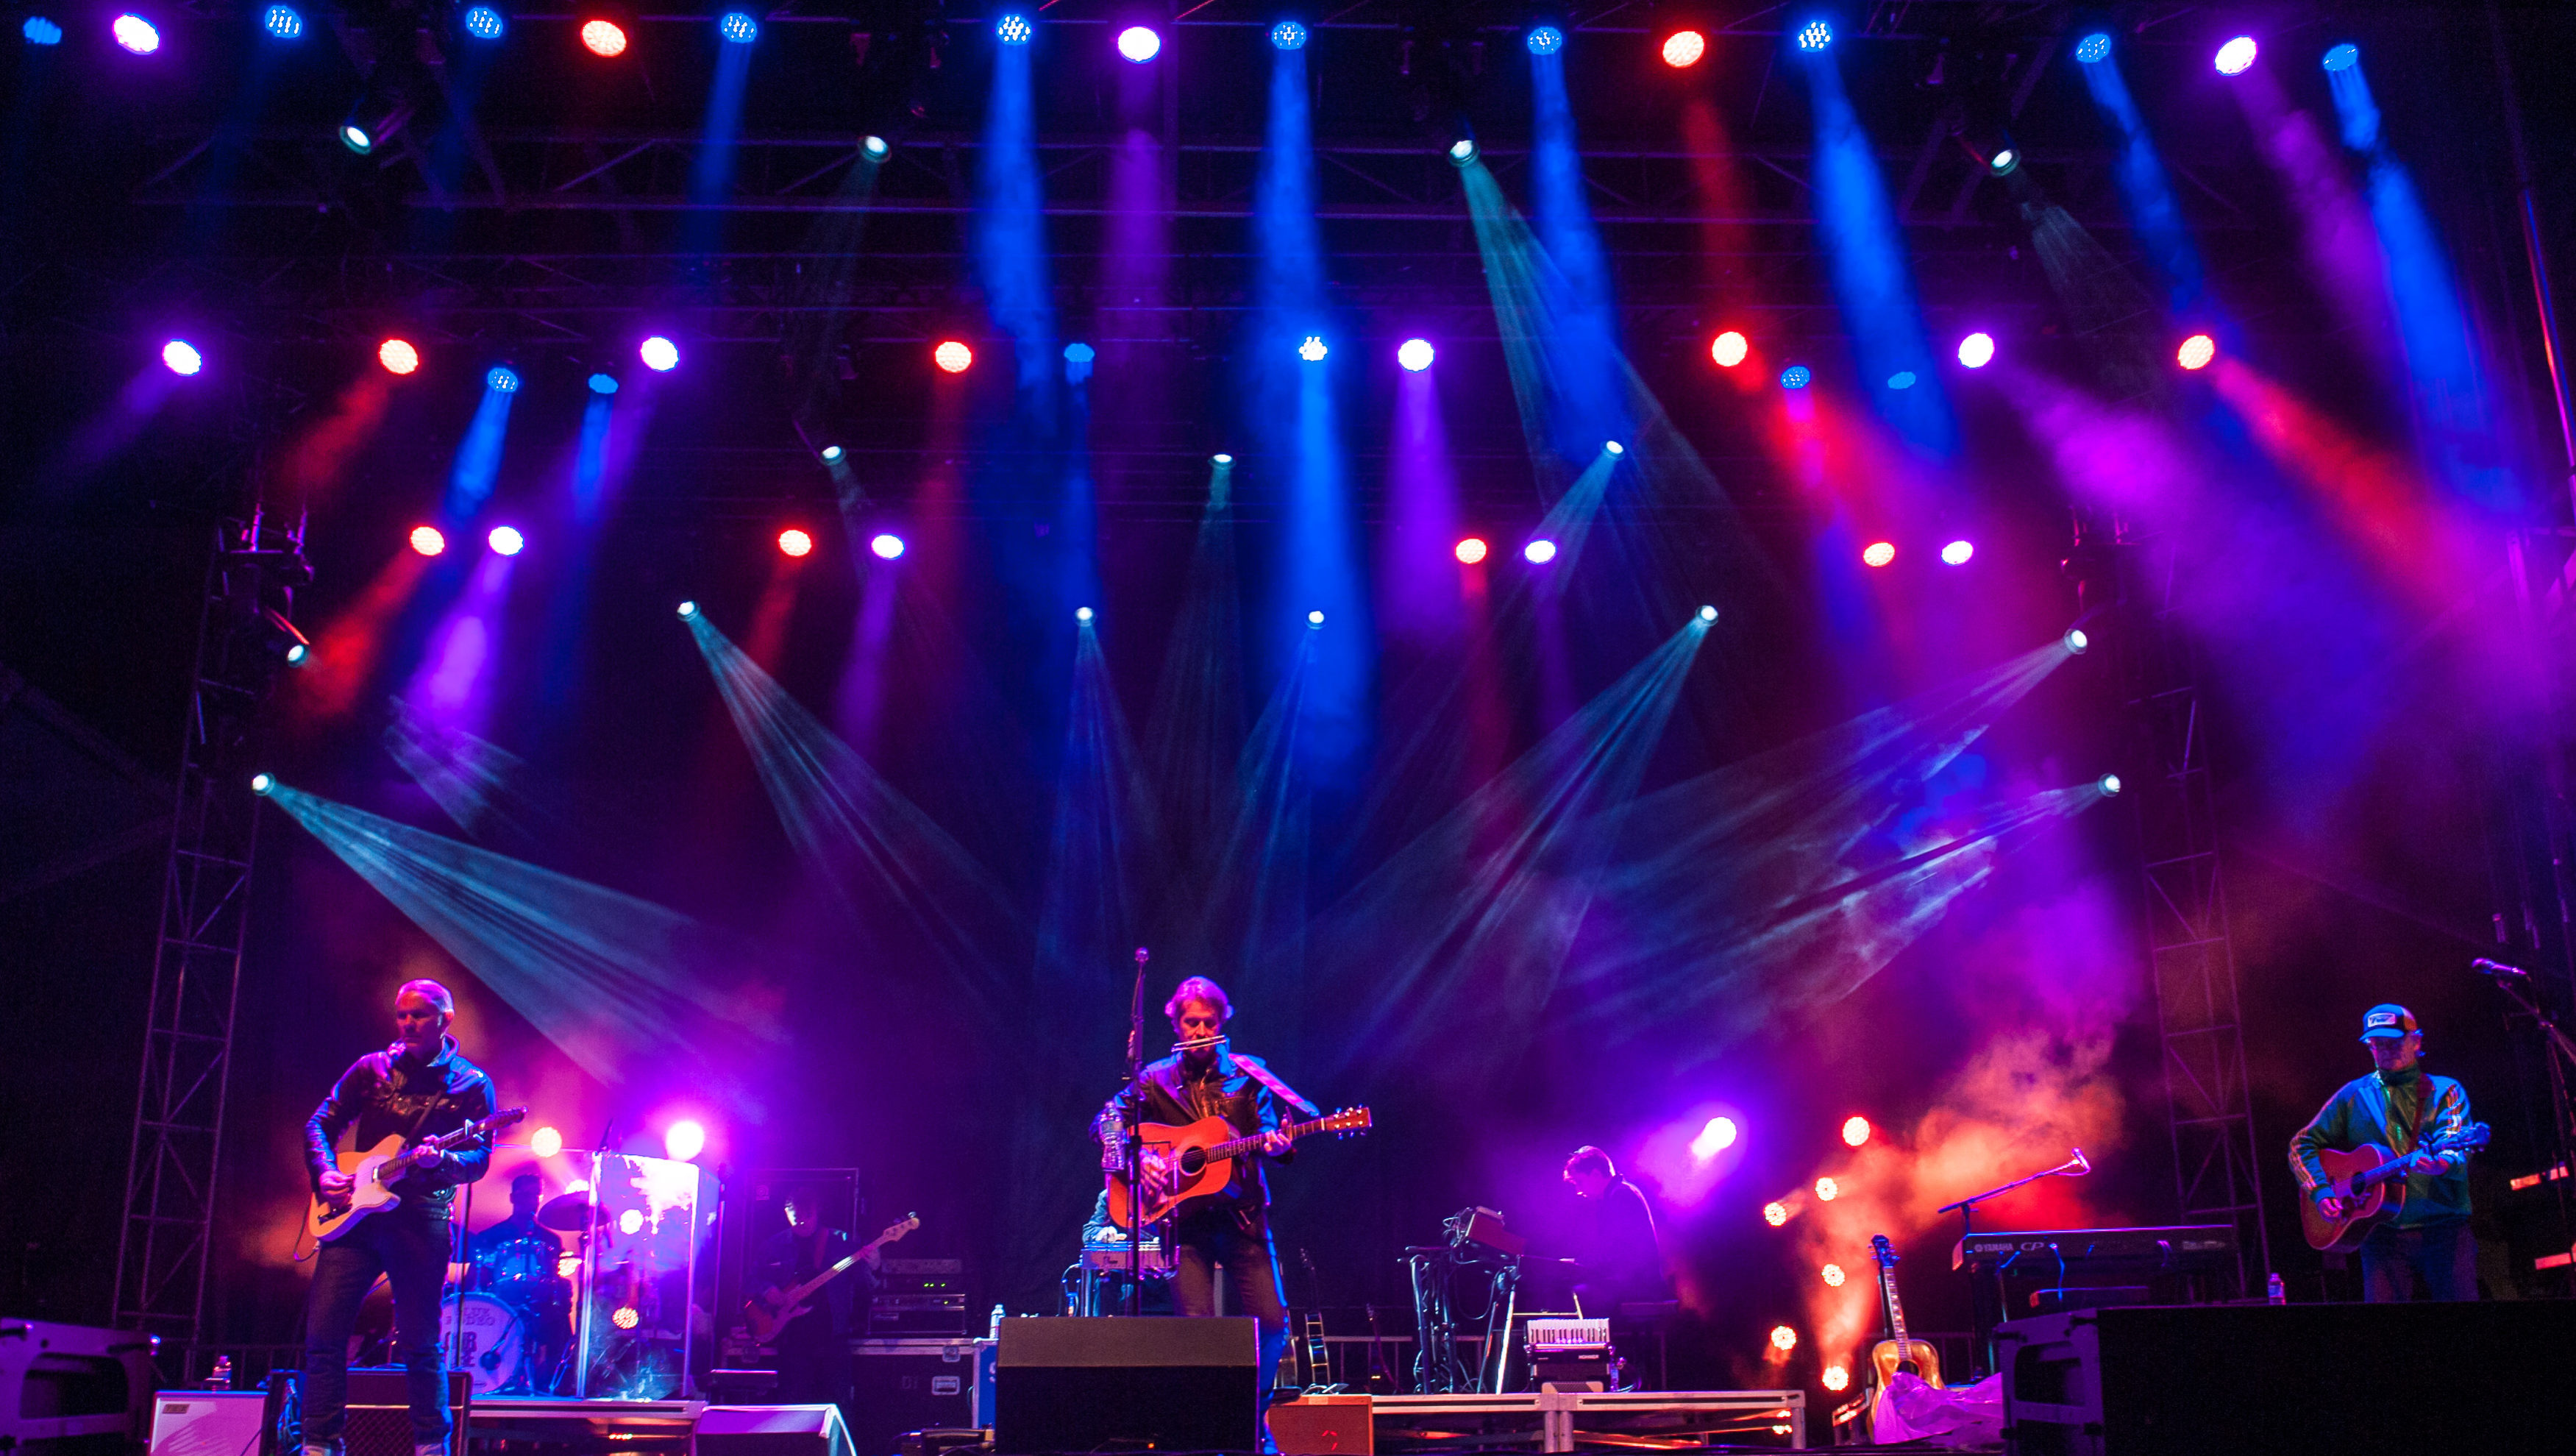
[306,1107,527,1244]
[741,1214,920,1343]
[1866,1233,1943,1430]
[2299,1122,2489,1252]
[1105,1107,1373,1226]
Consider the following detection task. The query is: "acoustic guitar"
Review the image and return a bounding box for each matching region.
[1866,1232,1943,1430]
[306,1107,527,1245]
[2299,1122,2488,1252]
[1105,1107,1373,1226]
[741,1214,920,1343]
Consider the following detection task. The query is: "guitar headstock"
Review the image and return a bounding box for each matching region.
[1320,1107,1373,1137]
[1869,1234,1899,1268]
[486,1107,529,1133]
[885,1214,922,1241]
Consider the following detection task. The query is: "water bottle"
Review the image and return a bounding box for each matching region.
[209,1354,232,1391]
[989,1304,1006,1339]
[2266,1272,2286,1305]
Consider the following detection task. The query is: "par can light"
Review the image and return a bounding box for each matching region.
[2214,36,2257,75]
[1117,26,1159,63]
[580,18,627,58]
[1270,20,1306,51]
[1662,31,1706,68]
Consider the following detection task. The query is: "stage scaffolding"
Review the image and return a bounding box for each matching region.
[112,514,309,1349]
[2106,516,2274,1294]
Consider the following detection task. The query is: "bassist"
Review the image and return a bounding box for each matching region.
[752,1187,882,1407]
[2288,1004,2477,1301]
[300,980,497,1456]
[1093,976,1298,1409]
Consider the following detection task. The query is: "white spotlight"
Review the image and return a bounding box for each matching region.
[677,600,699,619]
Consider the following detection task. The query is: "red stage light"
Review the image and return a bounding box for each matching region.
[1814,1176,1840,1201]
[378,338,420,375]
[1820,1263,1846,1286]
[580,19,627,57]
[1762,1201,1789,1226]
[1710,330,1749,368]
[1841,1115,1871,1146]
[933,340,973,374]
[1769,1325,1798,1352]
[2177,333,2217,371]
[1455,536,1490,564]
[409,525,446,557]
[1822,1365,1851,1392]
[778,528,814,558]
[1861,541,1896,568]
[1662,30,1707,68]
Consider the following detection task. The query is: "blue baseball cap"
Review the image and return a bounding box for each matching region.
[2360,1004,2419,1042]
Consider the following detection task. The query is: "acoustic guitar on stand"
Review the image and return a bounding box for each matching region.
[1106,1107,1373,1226]
[741,1214,921,1343]
[2300,1122,2489,1252]
[305,1107,527,1245]
[1866,1233,1943,1431]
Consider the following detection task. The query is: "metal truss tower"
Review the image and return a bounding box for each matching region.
[113,512,310,1345]
[2107,518,2274,1292]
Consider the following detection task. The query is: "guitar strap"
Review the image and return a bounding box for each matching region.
[1233,1054,1322,1118]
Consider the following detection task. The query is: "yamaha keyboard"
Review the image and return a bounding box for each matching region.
[1952,1224,2238,1272]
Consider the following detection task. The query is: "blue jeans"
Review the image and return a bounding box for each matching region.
[303,1210,456,1447]
[2360,1219,2478,1302]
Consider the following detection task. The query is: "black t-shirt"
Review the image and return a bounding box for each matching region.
[1572,1180,1665,1305]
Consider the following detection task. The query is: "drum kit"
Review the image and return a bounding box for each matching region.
[437,1190,595,1395]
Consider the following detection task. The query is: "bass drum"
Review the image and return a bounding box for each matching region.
[441,1292,527,1394]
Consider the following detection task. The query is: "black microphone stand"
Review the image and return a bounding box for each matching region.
[1123,948,1150,1318]
[2483,965,2576,1265]
[1936,1151,2085,1379]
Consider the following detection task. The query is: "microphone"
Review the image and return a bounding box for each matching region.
[2057,1148,2092,1177]
[2473,958,2530,979]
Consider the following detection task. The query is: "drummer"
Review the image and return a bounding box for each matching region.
[469,1173,570,1388]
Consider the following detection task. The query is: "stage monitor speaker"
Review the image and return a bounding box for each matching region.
[1267,1394,1373,1456]
[697,1405,856,1456]
[993,1318,1258,1455]
[0,1318,158,1456]
[338,1367,468,1456]
[1999,1301,2576,1455]
[149,1392,266,1456]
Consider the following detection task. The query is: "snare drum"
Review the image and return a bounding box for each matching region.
[441,1292,527,1394]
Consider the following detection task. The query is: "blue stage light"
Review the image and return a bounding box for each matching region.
[2074,32,2111,65]
[1270,20,1306,50]
[719,12,757,43]
[1448,137,1478,165]
[1698,605,1718,623]
[861,134,889,160]
[1604,440,1624,455]
[1888,371,1917,390]
[1306,609,1326,627]
[1526,26,1562,55]
[1781,364,1812,388]
[263,5,302,39]
[588,372,619,394]
[1063,341,1095,363]
[341,122,376,155]
[250,773,274,795]
[486,365,520,393]
[2323,43,2358,72]
[676,600,697,618]
[996,13,1031,45]
[462,5,505,40]
[1212,453,1234,465]
[1076,606,1094,622]
[2098,773,2122,796]
[24,16,63,44]
[1298,335,1328,363]
[819,444,843,463]
[1796,19,1832,52]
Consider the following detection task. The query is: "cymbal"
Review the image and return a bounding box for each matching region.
[536,1193,594,1232]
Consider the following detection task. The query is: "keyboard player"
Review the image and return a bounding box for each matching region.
[1076,1190,1173,1315]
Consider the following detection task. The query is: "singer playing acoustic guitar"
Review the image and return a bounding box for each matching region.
[1094,976,1299,1409]
[2288,1004,2478,1301]
[300,980,497,1456]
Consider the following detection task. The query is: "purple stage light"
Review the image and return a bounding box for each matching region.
[1956,331,1996,369]
[488,525,524,556]
[2215,36,2257,75]
[639,335,680,372]
[1398,338,1435,372]
[1690,1117,1737,1160]
[113,13,158,54]
[1116,26,1159,63]
[663,1120,706,1161]
[1940,539,1974,566]
[161,339,202,376]
[1523,539,1558,564]
[869,533,905,560]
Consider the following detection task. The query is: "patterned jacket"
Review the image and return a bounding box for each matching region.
[303,1037,497,1215]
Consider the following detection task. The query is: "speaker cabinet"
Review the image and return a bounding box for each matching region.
[697,1405,856,1456]
[149,1392,268,1456]
[2000,1301,2576,1455]
[0,1318,158,1456]
[330,1368,469,1456]
[993,1318,1258,1455]
[847,1340,986,1456]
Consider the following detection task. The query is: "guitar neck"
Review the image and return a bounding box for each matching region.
[1880,1271,1913,1353]
[1208,1117,1327,1161]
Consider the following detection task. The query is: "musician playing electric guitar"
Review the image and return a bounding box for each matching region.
[299,979,497,1456]
[1093,976,1301,1411]
[752,1187,886,1407]
[2288,1004,2480,1301]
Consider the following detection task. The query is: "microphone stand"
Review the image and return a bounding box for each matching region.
[1935,1151,2087,1379]
[1124,948,1149,1319]
[2483,965,2576,1264]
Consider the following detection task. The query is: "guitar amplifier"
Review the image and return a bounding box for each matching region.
[339,1368,468,1456]
[148,1392,268,1456]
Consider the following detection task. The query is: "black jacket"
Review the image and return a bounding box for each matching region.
[303,1037,497,1215]
[1093,1046,1293,1212]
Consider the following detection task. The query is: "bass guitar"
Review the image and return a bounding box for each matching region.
[1866,1233,1943,1431]
[2300,1121,2489,1252]
[1106,1107,1373,1227]
[742,1214,920,1343]
[306,1107,527,1245]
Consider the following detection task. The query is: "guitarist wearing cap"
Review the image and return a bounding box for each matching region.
[1093,976,1301,1410]
[299,979,497,1456]
[2288,1004,2480,1301]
